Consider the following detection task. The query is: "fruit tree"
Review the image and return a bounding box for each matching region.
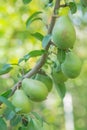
[0,0,87,130]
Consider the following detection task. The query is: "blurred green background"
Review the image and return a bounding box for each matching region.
[0,0,87,130]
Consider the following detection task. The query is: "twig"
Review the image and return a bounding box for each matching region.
[11,0,61,96]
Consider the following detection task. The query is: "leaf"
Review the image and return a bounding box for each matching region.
[0,117,7,130]
[26,11,42,22]
[28,118,41,130]
[31,32,44,41]
[18,126,27,130]
[0,96,15,111]
[22,0,32,4]
[0,64,13,75]
[27,118,35,130]
[18,49,46,64]
[42,34,51,49]
[27,116,43,130]
[26,11,42,28]
[10,115,21,126]
[69,2,77,14]
[31,112,43,126]
[57,49,66,64]
[4,108,16,120]
[55,83,66,99]
[49,0,53,3]
[26,17,42,28]
[0,89,12,99]
[80,0,87,8]
[18,58,25,64]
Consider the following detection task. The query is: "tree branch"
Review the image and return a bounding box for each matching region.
[11,0,61,96]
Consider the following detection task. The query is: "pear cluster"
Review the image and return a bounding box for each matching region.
[11,74,53,114]
[52,15,82,96]
[11,15,82,113]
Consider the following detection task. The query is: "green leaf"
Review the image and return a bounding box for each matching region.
[26,11,42,28]
[31,32,44,41]
[0,64,13,75]
[69,2,77,14]
[42,34,51,49]
[55,83,66,99]
[80,0,87,8]
[27,118,35,130]
[0,89,12,99]
[26,17,42,28]
[18,57,25,64]
[18,126,27,130]
[27,116,43,130]
[0,96,15,111]
[18,49,46,64]
[10,115,21,126]
[31,112,43,126]
[49,0,53,3]
[28,118,40,130]
[0,117,7,130]
[22,0,32,4]
[27,11,42,22]
[57,49,66,64]
[4,108,16,120]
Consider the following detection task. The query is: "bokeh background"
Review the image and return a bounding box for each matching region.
[0,0,87,130]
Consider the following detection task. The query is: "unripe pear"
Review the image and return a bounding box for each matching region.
[22,78,48,102]
[52,61,67,84]
[52,68,68,84]
[12,90,31,114]
[61,52,82,78]
[52,15,76,49]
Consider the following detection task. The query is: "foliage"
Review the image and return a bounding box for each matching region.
[0,0,87,130]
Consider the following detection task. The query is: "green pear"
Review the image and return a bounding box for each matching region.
[35,73,53,92]
[61,52,82,78]
[12,90,31,114]
[22,78,48,102]
[52,68,68,84]
[52,15,76,49]
[52,61,67,84]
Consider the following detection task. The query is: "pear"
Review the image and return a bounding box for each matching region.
[52,68,68,84]
[35,73,53,92]
[22,78,48,102]
[52,15,76,49]
[12,90,31,114]
[61,52,82,78]
[52,61,67,84]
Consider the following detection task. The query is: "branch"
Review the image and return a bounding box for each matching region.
[11,0,61,96]
[48,0,61,34]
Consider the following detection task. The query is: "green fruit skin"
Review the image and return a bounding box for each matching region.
[80,0,87,7]
[52,15,76,49]
[12,90,31,114]
[61,52,82,78]
[22,78,48,102]
[35,73,53,92]
[52,68,68,84]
